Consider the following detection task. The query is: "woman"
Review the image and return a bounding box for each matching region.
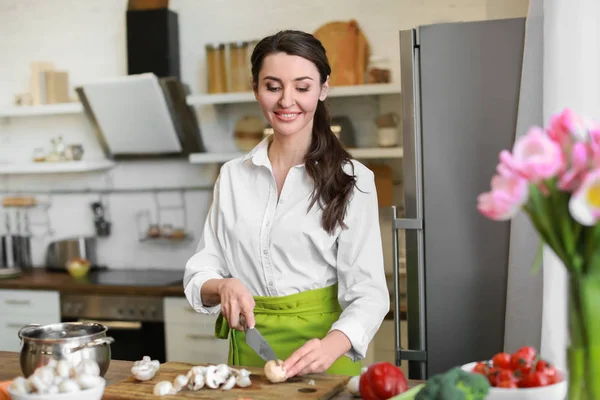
[184,30,389,377]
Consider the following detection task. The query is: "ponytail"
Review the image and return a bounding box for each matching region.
[304,100,357,235]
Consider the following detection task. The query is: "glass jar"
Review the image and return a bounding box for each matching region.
[229,41,249,92]
[206,43,227,93]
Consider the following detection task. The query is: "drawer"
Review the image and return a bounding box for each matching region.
[0,314,60,352]
[0,290,60,317]
[165,323,229,365]
[164,297,218,334]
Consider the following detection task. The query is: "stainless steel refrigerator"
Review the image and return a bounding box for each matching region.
[394,17,526,380]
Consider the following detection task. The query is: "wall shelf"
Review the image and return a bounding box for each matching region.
[0,103,84,118]
[187,83,401,106]
[189,146,403,165]
[0,160,116,175]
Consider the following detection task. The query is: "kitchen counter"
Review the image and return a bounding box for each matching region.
[0,351,423,399]
[0,269,405,319]
[0,269,184,297]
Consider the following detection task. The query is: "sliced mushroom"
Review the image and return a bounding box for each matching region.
[173,374,189,392]
[221,375,237,390]
[187,371,205,391]
[235,374,252,388]
[264,359,288,383]
[153,381,176,396]
[204,365,223,389]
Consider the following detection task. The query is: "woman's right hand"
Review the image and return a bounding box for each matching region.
[218,278,256,331]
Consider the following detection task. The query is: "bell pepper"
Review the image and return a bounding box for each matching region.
[359,361,408,400]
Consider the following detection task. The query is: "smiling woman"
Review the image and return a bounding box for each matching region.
[183,30,389,380]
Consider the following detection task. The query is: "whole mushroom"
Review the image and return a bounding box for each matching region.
[264,359,288,383]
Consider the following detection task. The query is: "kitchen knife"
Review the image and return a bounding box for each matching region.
[240,316,278,362]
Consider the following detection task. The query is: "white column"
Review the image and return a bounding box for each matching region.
[542,0,600,371]
[503,0,544,355]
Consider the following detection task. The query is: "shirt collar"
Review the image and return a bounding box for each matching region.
[242,135,307,169]
[242,136,271,167]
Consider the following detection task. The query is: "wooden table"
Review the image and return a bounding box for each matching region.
[0,351,422,399]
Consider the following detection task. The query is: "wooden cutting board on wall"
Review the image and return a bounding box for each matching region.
[102,361,350,399]
[313,20,370,87]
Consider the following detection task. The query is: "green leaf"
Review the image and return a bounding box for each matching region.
[530,240,544,276]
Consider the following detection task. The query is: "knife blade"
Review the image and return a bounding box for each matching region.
[240,316,278,362]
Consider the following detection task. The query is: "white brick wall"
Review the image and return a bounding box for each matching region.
[0,0,527,269]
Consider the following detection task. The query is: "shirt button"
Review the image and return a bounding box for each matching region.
[263,249,268,255]
[266,221,270,226]
[279,199,284,204]
[268,281,274,286]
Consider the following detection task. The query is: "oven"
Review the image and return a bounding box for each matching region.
[60,293,167,363]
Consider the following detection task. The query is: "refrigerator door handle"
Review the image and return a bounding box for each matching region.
[394,218,422,230]
[391,206,427,368]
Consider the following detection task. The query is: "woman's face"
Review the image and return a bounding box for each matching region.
[254,52,328,139]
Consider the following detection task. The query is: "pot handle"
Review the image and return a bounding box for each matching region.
[17,324,40,339]
[67,337,115,354]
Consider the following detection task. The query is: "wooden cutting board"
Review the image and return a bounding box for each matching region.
[102,361,350,400]
[313,20,370,87]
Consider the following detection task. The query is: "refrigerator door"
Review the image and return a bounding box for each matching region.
[399,18,526,379]
[397,27,427,380]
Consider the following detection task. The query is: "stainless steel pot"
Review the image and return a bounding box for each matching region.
[18,322,114,377]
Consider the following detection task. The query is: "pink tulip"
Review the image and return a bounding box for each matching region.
[477,174,529,220]
[558,142,590,191]
[547,107,589,146]
[569,168,600,225]
[510,127,565,183]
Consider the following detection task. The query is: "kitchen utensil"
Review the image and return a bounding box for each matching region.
[90,202,111,237]
[17,322,114,378]
[102,361,350,399]
[240,316,277,362]
[313,20,369,86]
[45,237,97,271]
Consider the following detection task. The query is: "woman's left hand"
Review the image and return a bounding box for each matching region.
[283,330,352,377]
[282,338,337,377]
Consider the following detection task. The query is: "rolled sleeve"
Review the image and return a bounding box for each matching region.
[330,165,390,361]
[183,174,231,315]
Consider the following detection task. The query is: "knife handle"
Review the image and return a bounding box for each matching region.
[239,315,256,331]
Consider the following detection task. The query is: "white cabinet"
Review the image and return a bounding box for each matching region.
[0,289,60,352]
[163,297,229,364]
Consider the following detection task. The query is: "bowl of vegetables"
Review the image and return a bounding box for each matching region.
[461,346,567,400]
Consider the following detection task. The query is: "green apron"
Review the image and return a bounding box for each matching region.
[214,284,361,376]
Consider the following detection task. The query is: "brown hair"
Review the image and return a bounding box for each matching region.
[251,30,357,235]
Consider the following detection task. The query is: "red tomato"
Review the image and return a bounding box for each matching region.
[497,379,518,388]
[520,371,550,388]
[473,362,488,375]
[549,371,564,384]
[492,352,512,369]
[359,362,408,400]
[496,369,516,383]
[510,353,533,375]
[535,359,557,377]
[487,367,501,386]
[514,346,537,362]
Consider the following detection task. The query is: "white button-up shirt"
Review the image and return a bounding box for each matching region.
[184,137,390,361]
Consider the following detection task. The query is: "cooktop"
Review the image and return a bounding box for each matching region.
[87,269,183,287]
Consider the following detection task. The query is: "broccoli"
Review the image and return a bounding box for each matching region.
[412,367,490,400]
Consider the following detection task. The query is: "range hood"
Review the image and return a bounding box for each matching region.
[76,73,205,159]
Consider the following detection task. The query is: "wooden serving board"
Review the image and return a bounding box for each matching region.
[102,361,350,400]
